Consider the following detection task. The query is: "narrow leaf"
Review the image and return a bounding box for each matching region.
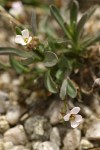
[50,5,68,36]
[44,71,58,93]
[64,22,72,39]
[70,0,79,24]
[21,57,35,65]
[0,61,10,70]
[0,47,33,58]
[82,33,100,49]
[76,13,88,38]
[31,10,37,35]
[44,51,58,67]
[86,5,98,20]
[9,56,30,73]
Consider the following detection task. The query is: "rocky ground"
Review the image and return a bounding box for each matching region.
[0,2,100,150]
[0,71,100,150]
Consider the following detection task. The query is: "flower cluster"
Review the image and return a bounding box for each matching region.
[64,107,83,128]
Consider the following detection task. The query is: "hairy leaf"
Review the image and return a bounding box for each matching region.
[60,79,67,100]
[44,71,58,93]
[44,51,58,67]
[67,78,77,98]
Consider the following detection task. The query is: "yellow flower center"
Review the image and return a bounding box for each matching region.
[70,114,75,121]
[24,38,28,43]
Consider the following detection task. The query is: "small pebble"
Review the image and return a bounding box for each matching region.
[32,141,42,150]
[0,116,9,133]
[86,121,100,140]
[24,116,51,141]
[0,142,4,150]
[4,125,28,145]
[0,73,11,84]
[62,129,81,150]
[38,141,60,150]
[6,105,22,125]
[50,127,61,146]
[10,145,30,150]
[4,141,14,150]
[0,91,10,114]
[45,100,63,125]
[79,138,93,149]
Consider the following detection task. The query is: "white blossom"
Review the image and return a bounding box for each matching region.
[9,1,24,18]
[15,29,32,46]
[64,107,83,128]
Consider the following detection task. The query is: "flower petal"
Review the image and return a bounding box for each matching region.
[9,9,20,17]
[15,35,26,45]
[71,120,80,128]
[70,107,80,114]
[27,36,32,44]
[75,115,83,123]
[63,113,71,121]
[22,29,29,39]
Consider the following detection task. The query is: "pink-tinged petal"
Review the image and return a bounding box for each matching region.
[22,29,29,39]
[63,113,71,121]
[12,1,23,9]
[27,36,32,44]
[75,115,83,123]
[70,107,80,114]
[71,120,80,128]
[15,35,26,45]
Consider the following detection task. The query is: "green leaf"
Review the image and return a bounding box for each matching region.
[86,5,98,20]
[56,69,64,81]
[76,13,88,38]
[21,57,35,65]
[50,5,68,36]
[44,51,58,67]
[44,71,58,93]
[82,33,100,49]
[60,78,77,100]
[59,55,72,72]
[0,47,33,58]
[59,55,68,69]
[70,0,79,25]
[67,78,77,98]
[64,22,72,39]
[9,56,30,73]
[31,11,37,35]
[0,61,10,70]
[60,79,67,100]
[15,26,22,35]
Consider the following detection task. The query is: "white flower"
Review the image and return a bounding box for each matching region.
[63,107,83,128]
[15,29,32,46]
[9,1,24,18]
